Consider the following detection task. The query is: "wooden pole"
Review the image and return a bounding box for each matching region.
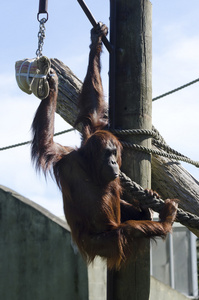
[108,0,152,299]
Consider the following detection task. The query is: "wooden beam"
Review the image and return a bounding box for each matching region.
[152,147,199,217]
[51,58,82,129]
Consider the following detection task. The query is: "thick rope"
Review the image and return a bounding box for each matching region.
[153,139,189,158]
[111,129,159,139]
[111,127,199,168]
[121,141,199,167]
[120,171,199,229]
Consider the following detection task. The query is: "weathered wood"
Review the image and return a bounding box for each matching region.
[152,147,199,237]
[50,58,199,220]
[51,58,82,129]
[152,148,199,216]
[107,0,152,299]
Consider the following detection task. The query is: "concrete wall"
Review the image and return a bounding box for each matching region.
[0,185,192,300]
[88,262,191,300]
[0,185,88,300]
[150,277,190,300]
[88,257,107,300]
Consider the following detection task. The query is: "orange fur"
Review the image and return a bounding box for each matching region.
[31,24,178,269]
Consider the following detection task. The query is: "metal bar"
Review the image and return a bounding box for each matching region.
[190,232,198,297]
[77,0,112,53]
[169,233,175,289]
[38,0,48,14]
[37,0,48,21]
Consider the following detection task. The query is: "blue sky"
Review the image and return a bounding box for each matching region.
[0,0,199,216]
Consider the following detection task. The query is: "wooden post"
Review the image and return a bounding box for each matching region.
[108,0,152,299]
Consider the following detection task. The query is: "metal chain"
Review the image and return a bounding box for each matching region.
[36,18,47,57]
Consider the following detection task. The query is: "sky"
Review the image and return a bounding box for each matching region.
[0,0,199,217]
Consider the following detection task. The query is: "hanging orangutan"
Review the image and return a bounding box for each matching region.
[31,23,178,269]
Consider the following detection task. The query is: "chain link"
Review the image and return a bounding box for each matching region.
[36,18,47,57]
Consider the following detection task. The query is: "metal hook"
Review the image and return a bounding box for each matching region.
[37,12,48,23]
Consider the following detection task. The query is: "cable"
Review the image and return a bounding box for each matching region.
[0,128,75,151]
[152,78,199,101]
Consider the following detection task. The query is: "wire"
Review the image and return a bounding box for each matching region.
[0,128,75,151]
[152,78,199,101]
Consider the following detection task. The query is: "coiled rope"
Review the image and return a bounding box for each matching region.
[111,128,199,168]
